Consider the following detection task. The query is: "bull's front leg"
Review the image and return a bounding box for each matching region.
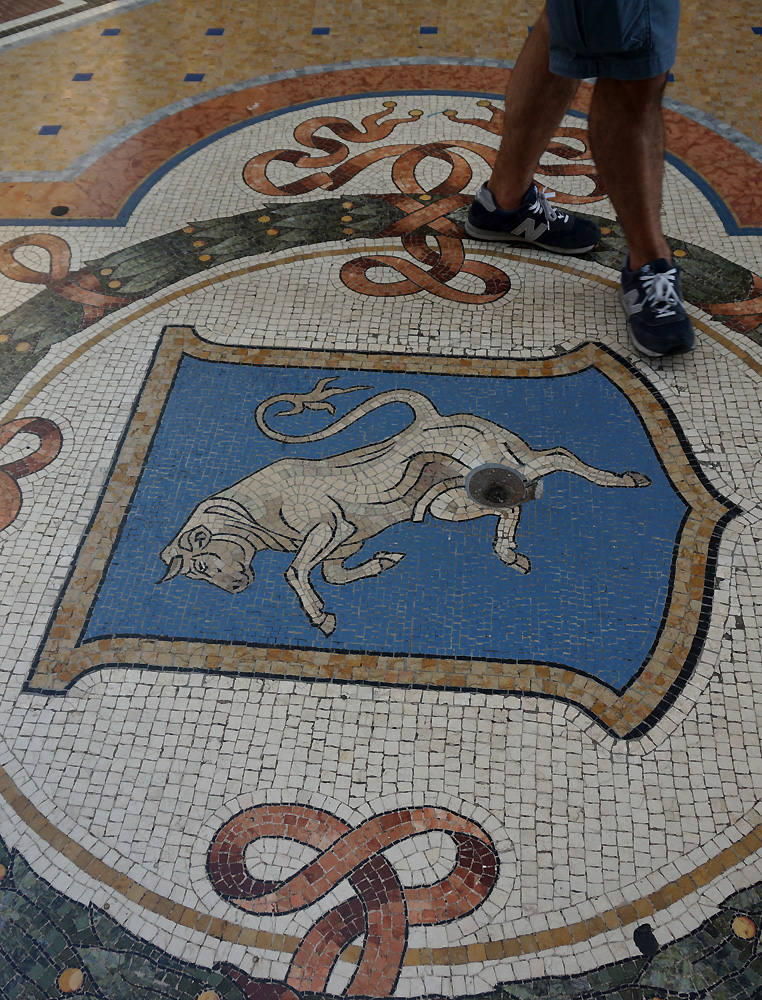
[493,506,530,574]
[285,515,354,635]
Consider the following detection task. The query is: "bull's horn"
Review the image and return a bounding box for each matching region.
[156,554,184,584]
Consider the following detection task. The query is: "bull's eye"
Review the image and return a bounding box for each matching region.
[192,558,209,576]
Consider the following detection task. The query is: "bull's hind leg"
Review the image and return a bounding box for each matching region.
[285,514,355,635]
[428,488,531,573]
[427,487,483,522]
[323,551,404,585]
[522,447,651,489]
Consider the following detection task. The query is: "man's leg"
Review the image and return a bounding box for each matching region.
[588,71,693,356]
[467,0,692,355]
[488,8,578,211]
[588,74,671,270]
[465,7,599,255]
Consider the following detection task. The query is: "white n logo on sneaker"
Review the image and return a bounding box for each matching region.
[622,289,643,316]
[511,218,548,242]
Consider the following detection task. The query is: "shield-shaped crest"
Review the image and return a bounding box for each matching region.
[28,327,737,738]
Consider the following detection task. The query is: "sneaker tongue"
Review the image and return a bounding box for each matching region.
[633,258,671,277]
[650,258,672,273]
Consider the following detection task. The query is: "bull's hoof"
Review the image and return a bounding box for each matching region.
[622,471,651,488]
[511,553,531,574]
[494,545,531,573]
[317,613,337,636]
[377,551,405,570]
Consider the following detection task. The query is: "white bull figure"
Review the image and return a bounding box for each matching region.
[159,378,650,635]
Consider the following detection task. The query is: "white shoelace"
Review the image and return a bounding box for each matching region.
[640,268,681,318]
[529,188,569,225]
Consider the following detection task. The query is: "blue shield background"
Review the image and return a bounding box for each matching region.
[83,356,686,691]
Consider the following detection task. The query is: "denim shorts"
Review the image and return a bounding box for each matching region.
[546,0,680,80]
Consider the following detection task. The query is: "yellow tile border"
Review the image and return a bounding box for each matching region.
[12,248,738,740]
[27,318,733,737]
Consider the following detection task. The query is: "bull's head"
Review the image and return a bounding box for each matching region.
[158,524,254,594]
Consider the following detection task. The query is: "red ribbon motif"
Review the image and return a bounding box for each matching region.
[208,804,498,998]
[0,234,132,326]
[0,417,63,533]
[243,105,516,303]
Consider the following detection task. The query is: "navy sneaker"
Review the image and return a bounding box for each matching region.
[621,258,695,357]
[465,182,600,254]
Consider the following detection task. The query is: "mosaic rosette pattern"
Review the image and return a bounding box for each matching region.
[1,49,762,1000]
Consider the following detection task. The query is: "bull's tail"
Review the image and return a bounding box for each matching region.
[254,377,440,443]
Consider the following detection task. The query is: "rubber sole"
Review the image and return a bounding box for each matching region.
[464,219,597,255]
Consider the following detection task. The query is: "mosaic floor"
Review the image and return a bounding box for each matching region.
[2,2,762,999]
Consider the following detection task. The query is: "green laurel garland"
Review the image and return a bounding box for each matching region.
[0,195,759,404]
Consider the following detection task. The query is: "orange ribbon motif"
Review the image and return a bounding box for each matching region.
[243,102,603,302]
[243,103,516,303]
[0,417,63,533]
[342,190,511,303]
[0,234,132,326]
[208,804,498,998]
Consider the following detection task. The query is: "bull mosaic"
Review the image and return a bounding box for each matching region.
[158,378,651,635]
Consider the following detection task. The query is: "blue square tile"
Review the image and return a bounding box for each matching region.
[184,73,205,82]
[312,26,330,35]
[72,72,93,81]
[420,25,438,34]
[101,27,120,35]
[206,27,224,35]
[667,72,675,81]
[752,26,762,33]
[38,125,61,135]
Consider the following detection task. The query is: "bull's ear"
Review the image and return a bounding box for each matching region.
[178,525,211,552]
[157,554,184,584]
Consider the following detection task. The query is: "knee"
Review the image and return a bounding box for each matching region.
[593,72,669,115]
